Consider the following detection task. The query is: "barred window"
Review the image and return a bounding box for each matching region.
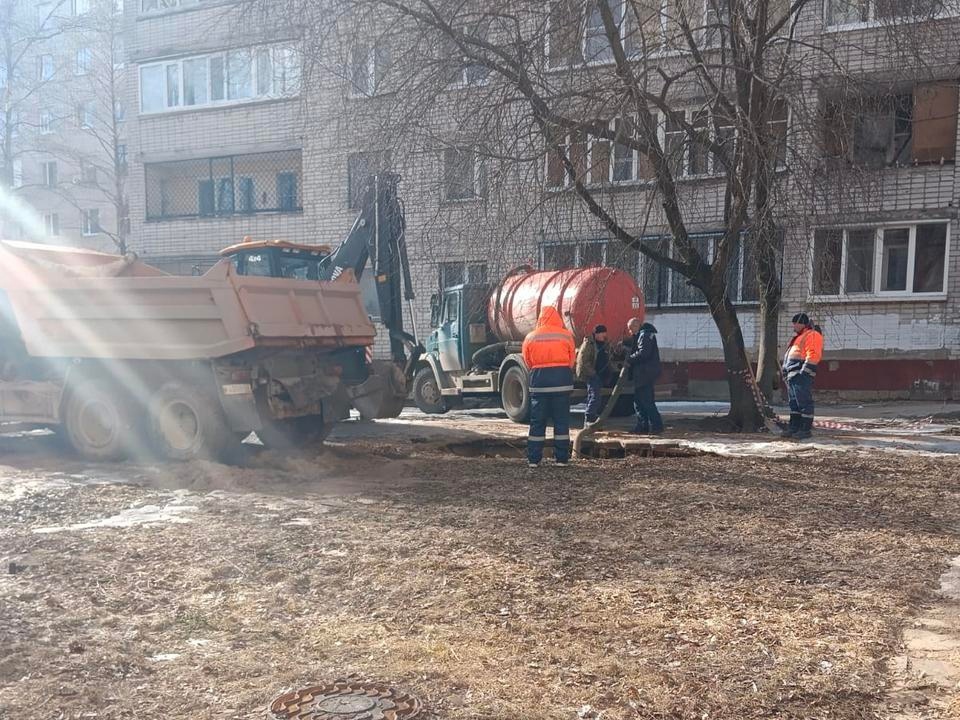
[145,150,302,221]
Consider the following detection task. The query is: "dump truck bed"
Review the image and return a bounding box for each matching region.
[0,241,375,360]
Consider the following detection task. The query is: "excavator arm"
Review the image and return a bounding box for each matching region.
[317,173,424,419]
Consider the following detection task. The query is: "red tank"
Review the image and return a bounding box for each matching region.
[488,266,645,345]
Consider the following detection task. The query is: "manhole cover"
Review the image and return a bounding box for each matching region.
[269,679,423,720]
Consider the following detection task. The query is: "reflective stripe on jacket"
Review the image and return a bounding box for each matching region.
[522,306,576,394]
[783,327,823,380]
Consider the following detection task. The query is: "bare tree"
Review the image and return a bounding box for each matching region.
[257,0,956,429]
[40,0,128,252]
[0,0,71,194]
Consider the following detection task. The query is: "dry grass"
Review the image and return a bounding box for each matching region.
[1,442,959,719]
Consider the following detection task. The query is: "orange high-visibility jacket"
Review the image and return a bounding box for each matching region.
[783,327,824,380]
[522,306,576,393]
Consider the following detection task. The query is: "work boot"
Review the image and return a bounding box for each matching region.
[794,417,813,441]
[780,413,801,438]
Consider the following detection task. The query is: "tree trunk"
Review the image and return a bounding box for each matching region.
[754,231,781,400]
[707,291,765,431]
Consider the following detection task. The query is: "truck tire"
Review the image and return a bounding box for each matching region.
[257,414,333,449]
[500,365,530,424]
[413,367,446,414]
[148,381,234,461]
[63,378,134,461]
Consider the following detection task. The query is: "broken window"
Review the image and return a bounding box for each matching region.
[823,82,957,167]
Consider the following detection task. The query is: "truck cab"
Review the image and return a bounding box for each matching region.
[220,238,331,279]
[427,283,493,374]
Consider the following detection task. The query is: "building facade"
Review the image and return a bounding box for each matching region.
[119,1,960,400]
[1,0,127,253]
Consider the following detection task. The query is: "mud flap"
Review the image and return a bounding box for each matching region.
[346,360,408,419]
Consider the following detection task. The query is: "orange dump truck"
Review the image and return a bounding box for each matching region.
[0,239,405,460]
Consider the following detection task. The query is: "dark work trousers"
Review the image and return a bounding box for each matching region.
[633,383,663,433]
[787,374,815,421]
[528,392,571,464]
[584,375,603,422]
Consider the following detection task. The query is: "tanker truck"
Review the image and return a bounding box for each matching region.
[412,265,645,423]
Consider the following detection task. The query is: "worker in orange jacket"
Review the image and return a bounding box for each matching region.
[781,312,824,440]
[522,306,576,467]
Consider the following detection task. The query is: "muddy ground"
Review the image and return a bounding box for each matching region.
[2,416,960,720]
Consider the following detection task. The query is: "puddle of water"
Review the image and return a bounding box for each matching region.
[32,501,198,534]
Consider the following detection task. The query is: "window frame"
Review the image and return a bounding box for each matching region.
[824,0,960,31]
[42,161,57,188]
[43,213,60,236]
[138,44,301,115]
[546,0,769,69]
[75,47,92,76]
[347,43,391,98]
[546,106,785,189]
[442,147,486,202]
[38,54,54,81]
[539,232,758,308]
[809,220,951,300]
[82,208,101,236]
[438,261,488,290]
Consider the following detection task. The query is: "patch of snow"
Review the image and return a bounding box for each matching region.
[148,653,180,662]
[940,556,960,601]
[32,501,198,534]
[281,517,315,527]
[187,638,212,647]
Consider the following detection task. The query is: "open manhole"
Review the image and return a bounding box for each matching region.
[269,679,423,720]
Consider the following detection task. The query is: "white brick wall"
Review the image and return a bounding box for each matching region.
[121,2,960,366]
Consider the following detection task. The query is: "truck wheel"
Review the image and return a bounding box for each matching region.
[257,415,333,449]
[63,379,133,461]
[149,381,233,461]
[413,367,446,414]
[501,365,530,424]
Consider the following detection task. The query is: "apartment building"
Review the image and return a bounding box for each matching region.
[1,0,126,253]
[121,1,960,400]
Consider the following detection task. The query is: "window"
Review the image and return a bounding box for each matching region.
[237,177,255,213]
[114,100,126,123]
[82,209,101,236]
[542,232,757,307]
[139,44,301,113]
[0,63,7,88]
[12,158,23,188]
[75,47,92,75]
[443,148,486,201]
[823,83,958,167]
[140,0,199,13]
[347,151,391,209]
[549,0,756,67]
[42,161,57,187]
[116,144,127,170]
[584,0,625,63]
[40,109,55,134]
[439,27,490,86]
[277,172,298,211]
[811,222,949,296]
[825,0,957,27]
[348,43,390,97]
[72,0,90,14]
[38,54,54,81]
[145,150,303,221]
[542,240,636,272]
[77,101,95,128]
[439,261,488,289]
[79,160,97,184]
[44,213,60,236]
